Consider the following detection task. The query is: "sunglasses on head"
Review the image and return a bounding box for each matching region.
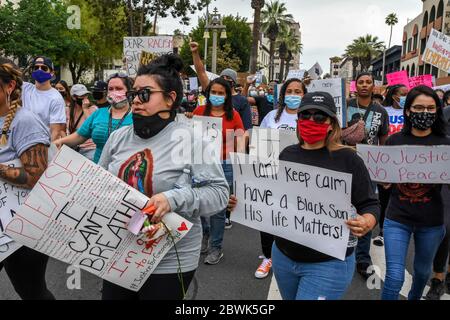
[33,65,50,72]
[126,88,164,104]
[298,110,330,124]
[108,72,129,81]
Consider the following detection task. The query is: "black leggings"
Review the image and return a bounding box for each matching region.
[260,231,274,259]
[377,185,391,233]
[0,246,55,300]
[102,270,196,300]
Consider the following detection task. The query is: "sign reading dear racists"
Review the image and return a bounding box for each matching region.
[124,36,173,77]
[231,153,352,260]
[357,145,450,184]
[5,146,192,291]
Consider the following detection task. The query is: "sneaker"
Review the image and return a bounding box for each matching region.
[445,274,450,294]
[373,235,384,247]
[225,218,232,230]
[204,248,223,265]
[356,263,375,280]
[425,278,445,300]
[201,234,209,255]
[255,257,272,279]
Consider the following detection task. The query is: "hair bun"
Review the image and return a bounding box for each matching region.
[155,54,184,73]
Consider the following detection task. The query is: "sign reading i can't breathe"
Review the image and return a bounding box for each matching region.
[231,152,352,260]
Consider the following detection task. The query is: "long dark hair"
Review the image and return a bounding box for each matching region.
[274,78,307,123]
[137,54,183,109]
[402,85,447,136]
[203,77,234,121]
[383,84,407,107]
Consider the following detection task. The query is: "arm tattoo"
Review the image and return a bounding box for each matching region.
[0,144,48,188]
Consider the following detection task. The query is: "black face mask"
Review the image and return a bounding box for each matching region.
[133,110,176,139]
[409,111,436,131]
[92,91,104,100]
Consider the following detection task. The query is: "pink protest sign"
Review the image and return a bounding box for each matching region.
[408,75,433,89]
[386,71,410,88]
[350,81,356,92]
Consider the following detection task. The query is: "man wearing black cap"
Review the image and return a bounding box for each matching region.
[22,56,67,141]
[91,81,110,109]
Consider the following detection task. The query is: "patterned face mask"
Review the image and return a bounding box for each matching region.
[409,111,436,131]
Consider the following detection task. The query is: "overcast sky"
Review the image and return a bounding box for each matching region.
[157,0,424,73]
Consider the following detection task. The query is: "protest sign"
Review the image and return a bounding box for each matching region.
[423,29,450,74]
[433,84,450,92]
[190,66,220,81]
[124,36,173,77]
[0,240,21,263]
[350,81,356,92]
[189,77,199,91]
[231,153,352,260]
[5,146,192,291]
[249,128,298,161]
[307,63,323,80]
[175,114,223,163]
[409,75,433,88]
[307,78,347,127]
[357,144,450,184]
[386,71,410,88]
[374,80,384,87]
[139,51,157,68]
[286,70,306,81]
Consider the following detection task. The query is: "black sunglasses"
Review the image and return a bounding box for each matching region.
[33,65,50,72]
[126,88,164,104]
[298,111,330,124]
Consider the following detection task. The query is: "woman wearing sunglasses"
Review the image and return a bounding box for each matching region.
[254,78,307,280]
[382,86,449,300]
[272,92,379,300]
[54,74,133,163]
[191,77,245,265]
[98,54,229,300]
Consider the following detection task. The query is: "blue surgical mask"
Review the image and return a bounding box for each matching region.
[209,95,225,107]
[266,94,274,103]
[284,95,302,110]
[399,96,406,108]
[32,69,52,84]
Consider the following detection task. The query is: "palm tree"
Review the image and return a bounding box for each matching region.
[250,0,265,73]
[345,34,385,77]
[276,28,302,81]
[381,13,399,82]
[261,0,293,80]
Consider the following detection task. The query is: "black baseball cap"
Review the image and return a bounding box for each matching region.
[91,80,107,92]
[298,92,337,118]
[32,56,54,71]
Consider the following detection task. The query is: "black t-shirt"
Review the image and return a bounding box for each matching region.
[385,132,450,227]
[254,96,274,126]
[232,94,253,130]
[275,145,380,263]
[444,107,450,134]
[96,101,111,109]
[347,99,389,145]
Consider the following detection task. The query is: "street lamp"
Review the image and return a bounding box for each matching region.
[204,7,227,74]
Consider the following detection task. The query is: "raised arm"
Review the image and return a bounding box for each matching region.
[190,42,210,91]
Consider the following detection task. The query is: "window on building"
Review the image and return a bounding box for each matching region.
[408,38,412,52]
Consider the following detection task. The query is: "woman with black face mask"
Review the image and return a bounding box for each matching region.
[97,54,229,300]
[382,85,450,300]
[55,80,71,108]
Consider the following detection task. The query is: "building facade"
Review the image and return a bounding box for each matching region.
[329,56,342,78]
[401,0,449,78]
[372,45,402,81]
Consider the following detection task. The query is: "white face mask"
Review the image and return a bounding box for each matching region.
[107,91,128,109]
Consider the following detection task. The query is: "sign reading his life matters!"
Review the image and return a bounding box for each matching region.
[231,153,353,260]
[357,144,450,184]
[423,29,450,74]
[5,146,192,291]
[124,36,173,77]
[249,128,298,161]
[307,78,347,127]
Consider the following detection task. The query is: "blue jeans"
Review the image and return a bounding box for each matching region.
[202,163,233,250]
[382,218,446,300]
[272,243,355,300]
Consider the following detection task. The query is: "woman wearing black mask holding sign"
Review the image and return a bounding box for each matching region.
[272,92,379,300]
[98,54,229,300]
[382,85,449,300]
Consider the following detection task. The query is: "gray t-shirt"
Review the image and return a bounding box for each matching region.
[0,107,50,163]
[99,121,229,274]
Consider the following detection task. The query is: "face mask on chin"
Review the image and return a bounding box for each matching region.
[133,110,176,139]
